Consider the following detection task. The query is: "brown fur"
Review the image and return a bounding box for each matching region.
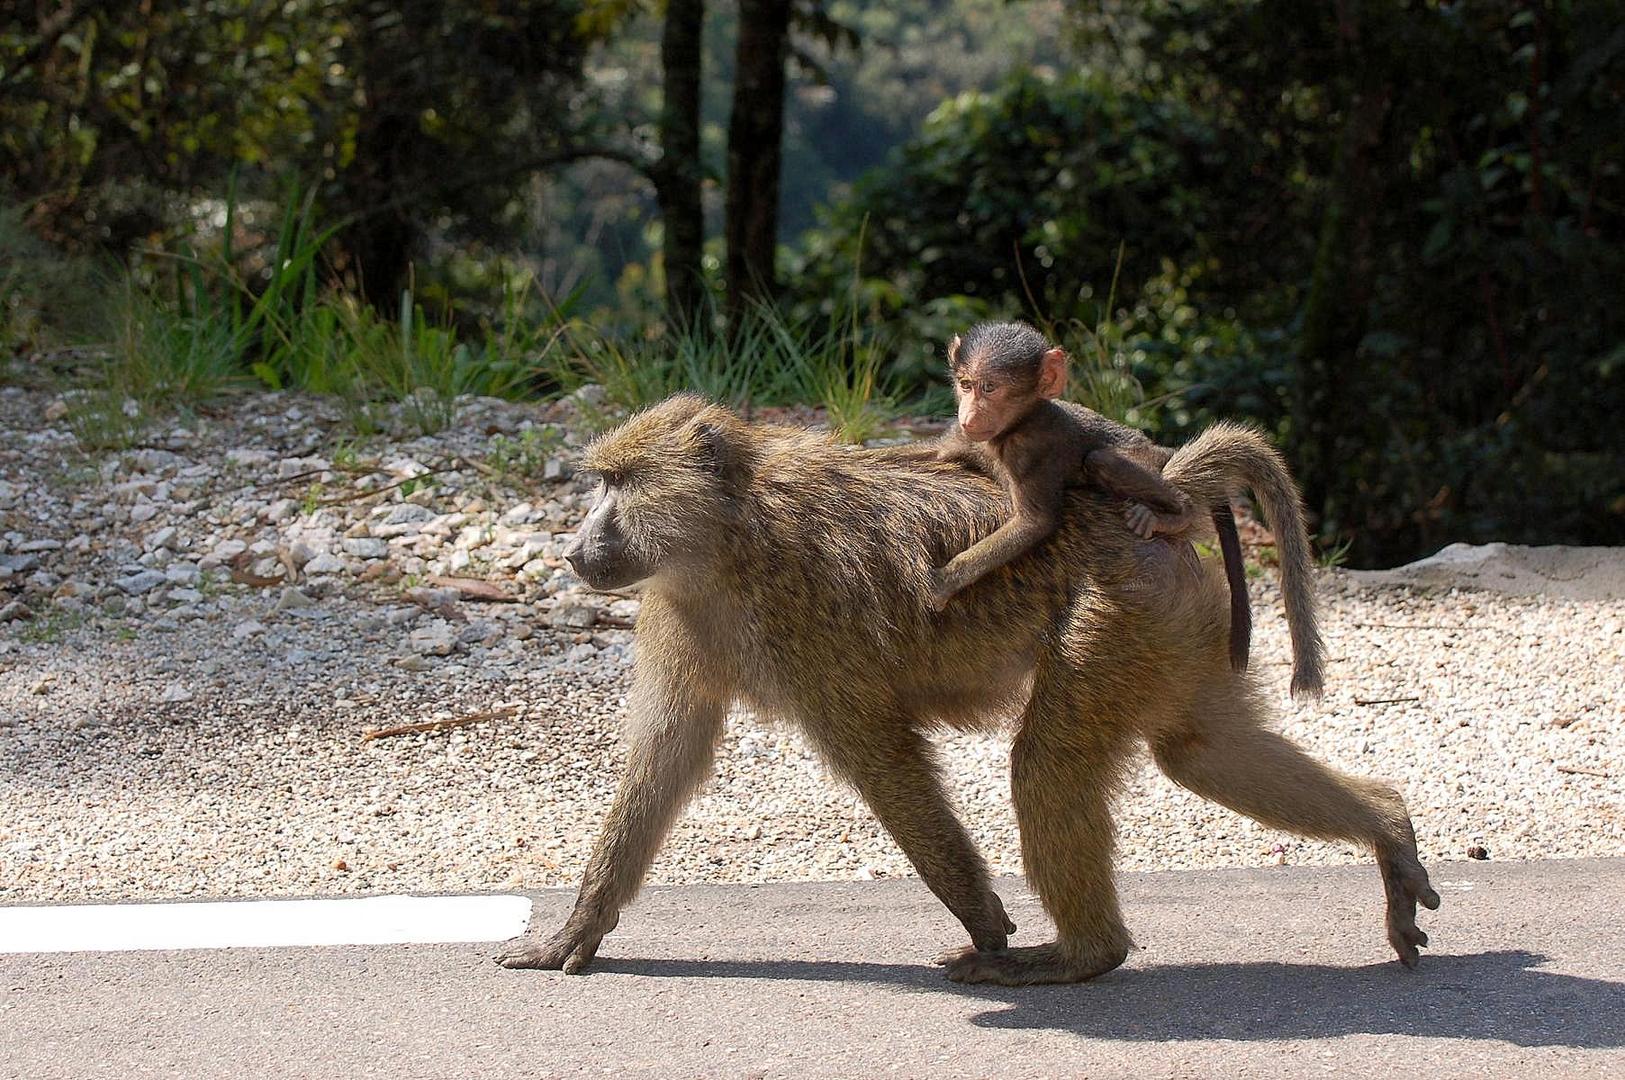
[1162,421,1326,697]
[494,393,1436,985]
[936,321,1256,674]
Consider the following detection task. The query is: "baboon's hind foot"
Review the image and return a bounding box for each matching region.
[940,941,1127,986]
[1379,848,1441,967]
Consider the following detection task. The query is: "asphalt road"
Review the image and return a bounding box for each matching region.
[4,859,1623,1079]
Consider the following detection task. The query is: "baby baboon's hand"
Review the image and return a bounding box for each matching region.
[926,570,956,612]
[1124,503,1158,539]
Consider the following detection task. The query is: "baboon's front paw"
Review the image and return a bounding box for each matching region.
[494,924,606,974]
[1380,853,1441,968]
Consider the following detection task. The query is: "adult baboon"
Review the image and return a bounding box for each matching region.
[496,394,1437,985]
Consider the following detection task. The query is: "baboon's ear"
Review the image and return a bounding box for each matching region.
[682,415,735,475]
[1038,347,1068,399]
[947,334,963,369]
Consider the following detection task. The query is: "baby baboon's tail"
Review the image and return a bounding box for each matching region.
[1163,422,1325,697]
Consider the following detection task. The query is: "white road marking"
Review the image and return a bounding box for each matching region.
[0,894,533,954]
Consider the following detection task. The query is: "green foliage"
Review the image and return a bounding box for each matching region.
[486,426,566,482]
[788,69,1234,389]
[7,0,1623,563]
[796,2,1625,563]
[542,299,897,441]
[0,202,108,366]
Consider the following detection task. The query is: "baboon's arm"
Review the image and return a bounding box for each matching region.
[809,723,1014,952]
[1085,447,1192,518]
[496,672,725,972]
[931,471,1062,607]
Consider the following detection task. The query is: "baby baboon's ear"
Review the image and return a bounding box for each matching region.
[947,334,963,369]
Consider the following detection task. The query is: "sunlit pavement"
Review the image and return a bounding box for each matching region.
[3,860,1622,1079]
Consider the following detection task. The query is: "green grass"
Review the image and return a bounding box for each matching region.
[485,426,565,482]
[17,609,86,645]
[538,299,900,443]
[18,181,913,449]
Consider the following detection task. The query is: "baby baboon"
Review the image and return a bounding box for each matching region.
[495,393,1435,985]
[933,321,1264,683]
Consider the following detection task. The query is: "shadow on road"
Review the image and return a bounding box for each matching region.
[592,950,1621,1048]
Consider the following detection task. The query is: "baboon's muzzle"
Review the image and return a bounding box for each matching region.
[564,486,639,590]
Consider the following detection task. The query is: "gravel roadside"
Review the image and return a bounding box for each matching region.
[1,385,1621,904]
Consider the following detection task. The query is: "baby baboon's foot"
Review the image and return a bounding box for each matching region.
[942,941,1128,986]
[1378,850,1441,968]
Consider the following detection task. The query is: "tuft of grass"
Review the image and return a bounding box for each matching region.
[18,609,85,645]
[538,298,898,442]
[1317,534,1354,569]
[485,426,564,482]
[301,481,326,516]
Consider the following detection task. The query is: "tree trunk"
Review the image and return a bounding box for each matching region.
[331,3,418,312]
[1294,0,1393,557]
[340,112,415,313]
[656,0,706,329]
[724,0,790,322]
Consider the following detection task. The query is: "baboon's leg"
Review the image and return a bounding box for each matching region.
[1150,685,1441,966]
[944,669,1138,985]
[496,675,727,973]
[811,721,1015,954]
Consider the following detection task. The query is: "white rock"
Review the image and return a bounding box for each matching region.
[164,563,201,585]
[232,619,266,639]
[265,498,300,523]
[384,503,435,525]
[409,621,459,656]
[274,587,316,612]
[226,448,274,467]
[161,682,194,703]
[500,502,533,526]
[115,569,168,595]
[303,553,346,575]
[549,603,597,629]
[341,538,389,559]
[201,538,248,568]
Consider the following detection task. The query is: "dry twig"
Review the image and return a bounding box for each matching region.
[1555,764,1611,779]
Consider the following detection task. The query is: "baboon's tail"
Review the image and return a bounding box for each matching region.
[1163,422,1325,697]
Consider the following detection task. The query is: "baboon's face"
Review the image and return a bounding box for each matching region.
[563,477,644,589]
[565,394,735,591]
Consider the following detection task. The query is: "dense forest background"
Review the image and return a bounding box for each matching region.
[2,0,1622,567]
